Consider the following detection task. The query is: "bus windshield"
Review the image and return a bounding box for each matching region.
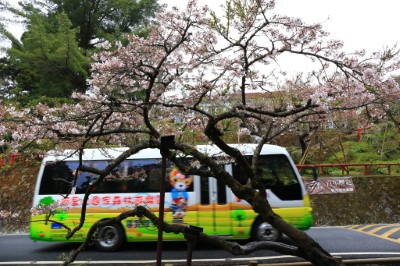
[232,154,301,200]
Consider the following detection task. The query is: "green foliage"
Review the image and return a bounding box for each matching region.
[295,123,400,167]
[23,96,76,108]
[49,0,160,50]
[288,123,400,169]
[324,141,378,164]
[335,123,400,163]
[38,196,55,206]
[0,57,17,99]
[286,146,303,163]
[0,0,160,103]
[0,163,12,172]
[7,11,89,101]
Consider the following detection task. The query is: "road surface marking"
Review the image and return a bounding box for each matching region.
[346,224,400,244]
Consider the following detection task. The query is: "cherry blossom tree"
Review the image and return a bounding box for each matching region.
[1,0,399,265]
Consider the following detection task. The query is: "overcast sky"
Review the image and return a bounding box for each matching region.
[4,0,398,75]
[5,0,398,53]
[162,0,399,53]
[160,0,399,75]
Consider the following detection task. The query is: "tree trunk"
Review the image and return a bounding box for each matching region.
[272,216,342,265]
[252,195,344,266]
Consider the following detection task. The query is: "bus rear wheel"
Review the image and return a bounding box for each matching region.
[251,219,281,242]
[95,223,125,252]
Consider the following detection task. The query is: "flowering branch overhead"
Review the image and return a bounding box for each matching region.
[1,0,399,265]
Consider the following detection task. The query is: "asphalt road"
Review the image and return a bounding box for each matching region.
[1,225,400,265]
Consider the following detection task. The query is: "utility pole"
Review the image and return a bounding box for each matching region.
[156,135,175,266]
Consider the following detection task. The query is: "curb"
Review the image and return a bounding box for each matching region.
[240,256,400,265]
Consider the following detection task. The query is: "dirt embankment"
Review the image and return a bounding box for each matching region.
[311,175,400,226]
[0,161,40,233]
[1,162,399,233]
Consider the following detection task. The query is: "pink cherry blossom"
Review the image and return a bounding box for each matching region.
[0,0,397,154]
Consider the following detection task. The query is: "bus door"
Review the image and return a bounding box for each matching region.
[197,167,231,237]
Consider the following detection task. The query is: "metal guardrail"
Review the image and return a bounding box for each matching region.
[0,154,19,165]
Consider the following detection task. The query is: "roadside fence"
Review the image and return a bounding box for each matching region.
[0,154,20,165]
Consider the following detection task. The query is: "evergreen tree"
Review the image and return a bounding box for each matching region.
[0,0,160,103]
[7,11,89,99]
[51,0,160,50]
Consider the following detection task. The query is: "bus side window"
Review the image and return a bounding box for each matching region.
[257,166,280,187]
[200,176,210,205]
[74,161,103,193]
[257,155,300,187]
[52,158,196,194]
[39,161,74,195]
[216,178,227,204]
[259,155,302,200]
[231,155,300,189]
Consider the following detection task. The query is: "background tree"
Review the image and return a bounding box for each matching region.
[1,0,399,265]
[50,0,161,50]
[0,57,17,99]
[6,11,89,99]
[381,75,400,128]
[0,0,160,102]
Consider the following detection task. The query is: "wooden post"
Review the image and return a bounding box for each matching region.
[156,136,175,266]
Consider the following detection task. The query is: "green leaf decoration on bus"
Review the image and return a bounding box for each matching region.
[232,209,246,227]
[55,212,68,221]
[39,196,55,206]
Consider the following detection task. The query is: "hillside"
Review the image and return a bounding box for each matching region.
[0,161,39,233]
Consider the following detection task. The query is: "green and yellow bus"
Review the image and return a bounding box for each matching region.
[30,144,313,251]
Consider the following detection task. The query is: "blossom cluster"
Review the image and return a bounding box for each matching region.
[0,0,398,152]
[0,210,20,219]
[30,202,70,217]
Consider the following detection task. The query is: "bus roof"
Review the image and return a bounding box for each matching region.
[43,143,288,162]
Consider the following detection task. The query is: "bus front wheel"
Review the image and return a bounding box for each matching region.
[251,219,281,242]
[95,223,125,252]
